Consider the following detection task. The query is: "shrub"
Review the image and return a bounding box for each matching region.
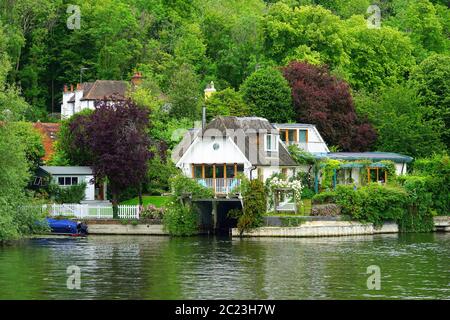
[312,191,337,205]
[335,184,408,227]
[140,204,165,219]
[301,187,315,199]
[163,200,198,236]
[48,182,87,204]
[228,179,267,235]
[169,173,214,199]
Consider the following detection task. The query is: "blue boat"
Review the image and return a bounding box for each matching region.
[46,218,88,236]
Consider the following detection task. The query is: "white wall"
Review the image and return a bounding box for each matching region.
[51,174,95,201]
[177,137,252,177]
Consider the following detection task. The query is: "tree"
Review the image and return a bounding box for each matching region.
[410,54,450,150]
[205,88,250,120]
[355,85,445,157]
[70,98,152,216]
[264,4,348,68]
[0,122,46,241]
[387,0,448,58]
[283,61,377,151]
[240,66,294,122]
[168,63,201,120]
[342,15,415,91]
[8,122,45,170]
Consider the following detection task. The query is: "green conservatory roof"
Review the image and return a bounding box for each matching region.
[315,152,413,163]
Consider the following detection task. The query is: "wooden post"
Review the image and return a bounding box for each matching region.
[234,163,237,177]
[285,130,288,143]
[376,167,379,182]
[305,129,308,143]
[202,164,205,179]
[385,171,387,184]
[367,167,370,184]
[223,164,227,179]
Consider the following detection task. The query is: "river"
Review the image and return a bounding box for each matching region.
[0,233,448,299]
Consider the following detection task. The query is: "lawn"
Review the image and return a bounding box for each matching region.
[120,195,171,208]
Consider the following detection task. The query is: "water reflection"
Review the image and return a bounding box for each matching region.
[0,233,448,299]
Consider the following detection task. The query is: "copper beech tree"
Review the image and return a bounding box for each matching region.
[70,97,152,217]
[283,61,377,152]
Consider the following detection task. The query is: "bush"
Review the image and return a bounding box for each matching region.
[163,200,199,236]
[140,204,165,219]
[301,187,315,199]
[169,173,214,199]
[335,184,408,227]
[312,191,337,204]
[48,182,87,204]
[228,179,267,235]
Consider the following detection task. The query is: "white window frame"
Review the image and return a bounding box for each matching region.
[264,134,278,152]
[57,176,79,186]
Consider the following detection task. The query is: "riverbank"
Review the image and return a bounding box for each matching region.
[77,216,450,237]
[231,216,450,237]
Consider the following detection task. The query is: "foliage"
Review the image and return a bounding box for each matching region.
[146,155,178,195]
[140,204,165,220]
[407,154,450,216]
[397,175,436,232]
[169,173,214,199]
[355,84,445,157]
[312,190,337,205]
[320,159,342,190]
[301,187,315,199]
[229,178,267,235]
[68,98,152,216]
[283,61,377,151]
[240,66,294,122]
[267,176,303,205]
[410,54,450,149]
[8,122,45,170]
[205,88,250,120]
[335,184,409,227]
[287,144,316,165]
[163,200,199,236]
[0,122,47,241]
[47,182,87,204]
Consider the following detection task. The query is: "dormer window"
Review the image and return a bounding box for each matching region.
[264,134,278,152]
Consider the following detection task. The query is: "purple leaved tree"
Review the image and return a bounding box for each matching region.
[71,97,152,217]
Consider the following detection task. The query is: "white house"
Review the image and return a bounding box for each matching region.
[60,72,143,119]
[172,115,413,194]
[172,116,316,194]
[39,166,108,203]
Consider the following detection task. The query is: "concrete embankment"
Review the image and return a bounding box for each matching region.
[232,216,450,237]
[86,219,169,235]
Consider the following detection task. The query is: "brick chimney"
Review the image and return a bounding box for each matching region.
[131,72,143,87]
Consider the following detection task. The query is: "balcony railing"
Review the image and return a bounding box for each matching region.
[196,178,241,194]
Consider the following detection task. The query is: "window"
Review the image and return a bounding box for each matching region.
[265,134,278,152]
[299,130,308,143]
[57,176,79,186]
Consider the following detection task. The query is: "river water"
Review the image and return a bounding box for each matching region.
[0,233,448,299]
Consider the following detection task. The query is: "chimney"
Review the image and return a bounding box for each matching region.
[204,81,216,100]
[131,72,143,87]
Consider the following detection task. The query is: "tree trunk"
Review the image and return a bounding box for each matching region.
[112,193,119,219]
[138,183,143,206]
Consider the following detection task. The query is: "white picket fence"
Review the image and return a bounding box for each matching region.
[43,203,140,219]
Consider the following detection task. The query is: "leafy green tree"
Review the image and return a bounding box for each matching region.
[355,84,445,157]
[0,122,46,241]
[264,4,348,69]
[8,122,45,170]
[342,15,415,91]
[387,0,448,58]
[205,88,250,120]
[410,54,450,149]
[240,66,294,122]
[168,63,201,120]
